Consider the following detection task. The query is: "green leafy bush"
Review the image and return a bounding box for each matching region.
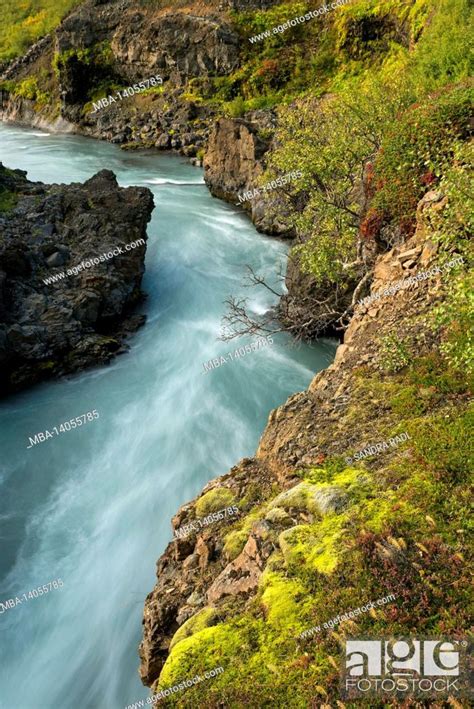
[372,84,473,234]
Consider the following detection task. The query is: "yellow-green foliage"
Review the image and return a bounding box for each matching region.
[169,607,219,651]
[6,76,50,105]
[158,622,244,689]
[0,0,81,61]
[195,487,236,517]
[279,513,348,574]
[223,505,265,560]
[260,570,312,632]
[222,528,248,560]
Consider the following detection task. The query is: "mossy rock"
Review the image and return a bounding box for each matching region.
[278,513,348,574]
[269,481,349,516]
[259,569,311,633]
[264,507,293,526]
[223,528,250,560]
[169,607,219,651]
[195,487,236,517]
[158,622,243,689]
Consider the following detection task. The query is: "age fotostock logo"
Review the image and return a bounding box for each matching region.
[342,638,471,698]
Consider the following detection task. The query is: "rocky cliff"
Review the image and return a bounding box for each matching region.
[0,164,153,395]
[0,0,244,156]
[204,115,296,237]
[138,188,471,705]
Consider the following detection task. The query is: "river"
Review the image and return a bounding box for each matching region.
[0,123,336,708]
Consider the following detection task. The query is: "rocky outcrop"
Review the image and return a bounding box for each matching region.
[0,164,154,395]
[204,115,296,236]
[139,190,457,690]
[0,0,242,156]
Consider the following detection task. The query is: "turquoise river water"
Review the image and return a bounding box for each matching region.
[0,123,336,709]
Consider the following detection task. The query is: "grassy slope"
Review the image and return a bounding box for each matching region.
[0,0,81,62]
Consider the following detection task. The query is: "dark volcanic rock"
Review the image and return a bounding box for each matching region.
[0,163,154,396]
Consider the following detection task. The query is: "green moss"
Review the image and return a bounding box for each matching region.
[0,190,17,212]
[223,528,248,560]
[195,487,236,517]
[407,406,473,479]
[169,607,219,651]
[158,622,243,689]
[279,513,348,575]
[259,570,311,633]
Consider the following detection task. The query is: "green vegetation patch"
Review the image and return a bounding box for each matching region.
[195,487,236,517]
[0,0,81,62]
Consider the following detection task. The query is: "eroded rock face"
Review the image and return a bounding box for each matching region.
[0,164,154,395]
[204,117,268,202]
[204,115,295,237]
